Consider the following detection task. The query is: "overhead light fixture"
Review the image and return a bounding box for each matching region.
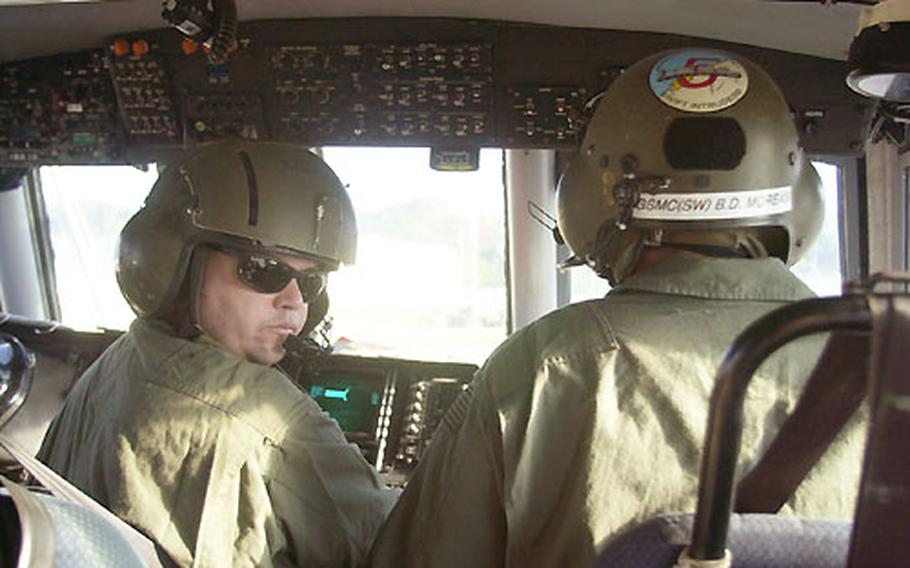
[847,0,910,101]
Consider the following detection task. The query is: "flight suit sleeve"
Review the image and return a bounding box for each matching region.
[266,399,400,567]
[368,373,508,568]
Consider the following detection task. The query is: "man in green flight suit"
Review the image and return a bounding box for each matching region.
[38,142,399,567]
[368,49,866,567]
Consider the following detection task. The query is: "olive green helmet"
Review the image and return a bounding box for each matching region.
[117,141,356,323]
[557,48,823,284]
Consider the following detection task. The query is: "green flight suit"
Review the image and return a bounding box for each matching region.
[368,256,865,568]
[38,318,398,567]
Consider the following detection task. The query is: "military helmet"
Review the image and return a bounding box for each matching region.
[117,141,357,322]
[557,48,824,284]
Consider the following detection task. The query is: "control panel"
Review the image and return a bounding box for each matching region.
[0,51,122,165]
[107,37,180,146]
[0,17,868,167]
[503,86,589,146]
[266,42,493,146]
[298,354,475,486]
[393,377,467,474]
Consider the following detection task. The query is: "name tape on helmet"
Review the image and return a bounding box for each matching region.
[649,49,749,113]
[632,186,792,221]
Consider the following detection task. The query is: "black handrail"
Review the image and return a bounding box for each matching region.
[0,332,35,429]
[689,295,872,560]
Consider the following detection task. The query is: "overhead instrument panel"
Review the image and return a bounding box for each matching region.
[100,27,497,160]
[0,17,870,167]
[267,42,493,146]
[504,86,589,146]
[107,37,180,147]
[0,50,122,165]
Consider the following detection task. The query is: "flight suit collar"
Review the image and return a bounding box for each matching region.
[613,256,815,302]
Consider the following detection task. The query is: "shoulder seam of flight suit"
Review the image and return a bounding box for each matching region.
[140,333,311,443]
[143,366,299,443]
[535,299,619,365]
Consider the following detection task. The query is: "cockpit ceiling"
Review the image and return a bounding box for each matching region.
[0,0,863,63]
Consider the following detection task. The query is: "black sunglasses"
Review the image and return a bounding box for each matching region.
[220,248,327,303]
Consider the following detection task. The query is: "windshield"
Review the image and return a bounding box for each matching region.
[37,147,508,364]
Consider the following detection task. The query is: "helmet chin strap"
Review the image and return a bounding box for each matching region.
[177,246,209,339]
[301,291,329,336]
[589,157,669,285]
[590,221,645,286]
[156,245,209,339]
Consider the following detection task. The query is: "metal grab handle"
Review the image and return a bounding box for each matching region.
[689,296,872,561]
[0,332,36,430]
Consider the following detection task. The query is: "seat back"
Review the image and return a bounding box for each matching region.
[0,330,166,567]
[1,476,147,568]
[595,514,850,568]
[595,288,910,568]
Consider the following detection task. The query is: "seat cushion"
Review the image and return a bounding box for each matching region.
[595,513,850,568]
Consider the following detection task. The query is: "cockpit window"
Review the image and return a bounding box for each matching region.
[37,150,508,364]
[790,161,843,297]
[321,147,508,364]
[39,165,156,331]
[34,154,835,354]
[570,160,845,302]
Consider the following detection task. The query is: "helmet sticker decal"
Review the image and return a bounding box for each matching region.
[649,49,749,113]
[632,186,792,221]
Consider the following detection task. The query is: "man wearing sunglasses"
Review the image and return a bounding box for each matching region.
[38,142,399,567]
[196,245,330,366]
